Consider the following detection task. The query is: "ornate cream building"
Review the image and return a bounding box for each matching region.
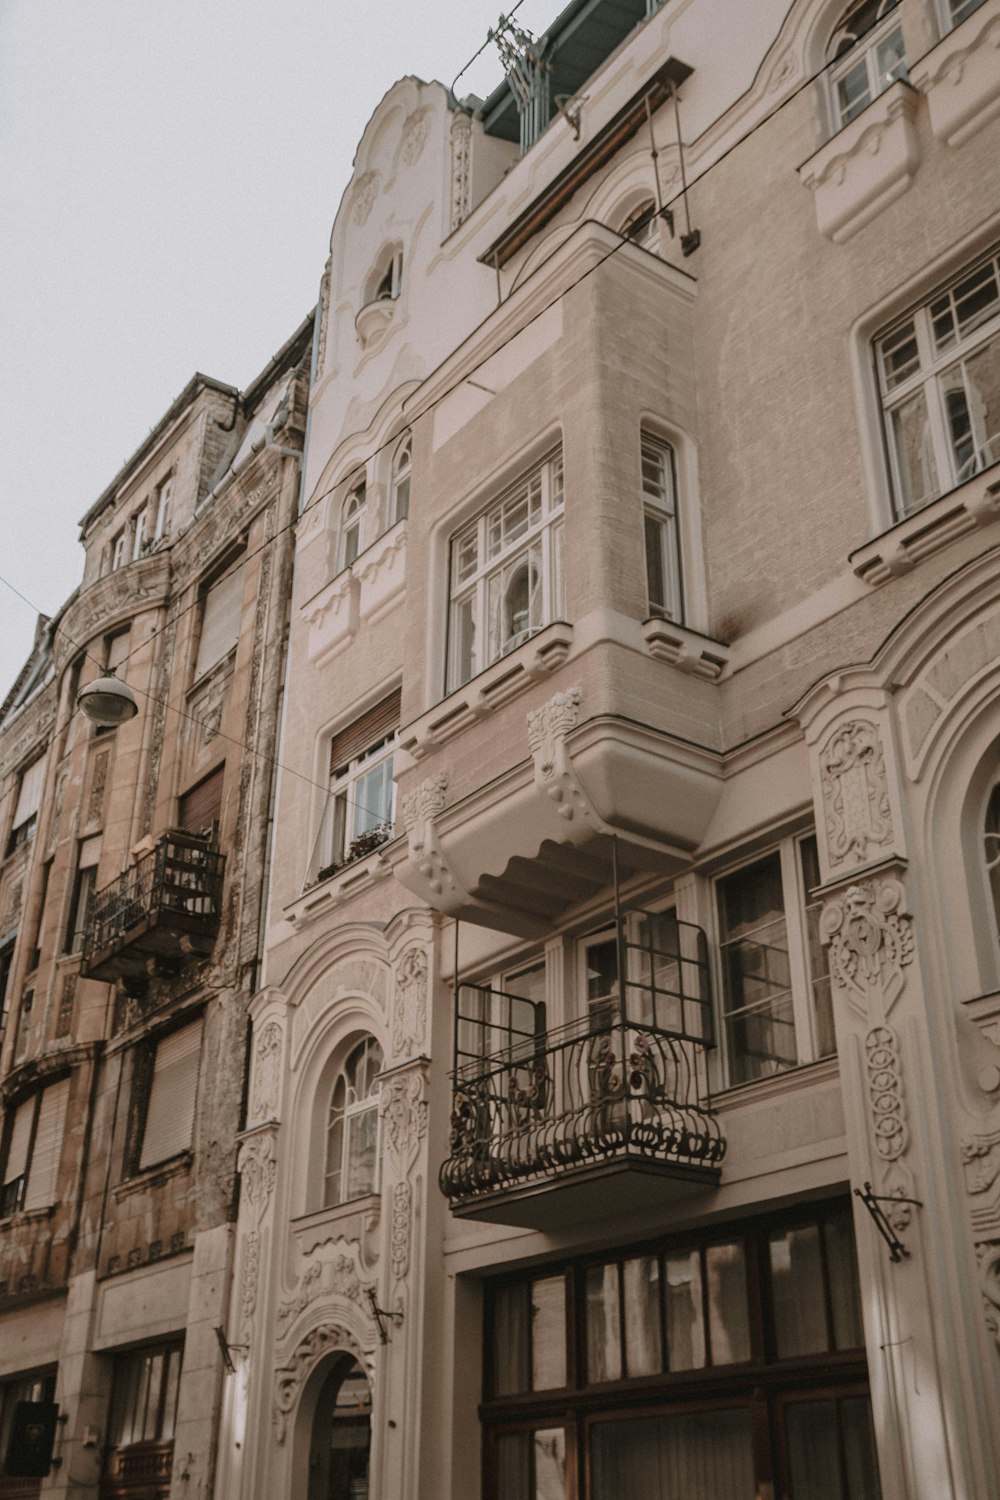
[0,320,311,1500]
[225,0,1000,1497]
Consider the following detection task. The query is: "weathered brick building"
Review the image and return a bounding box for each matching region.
[0,318,311,1500]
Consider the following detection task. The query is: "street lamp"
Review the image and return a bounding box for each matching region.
[77,672,139,726]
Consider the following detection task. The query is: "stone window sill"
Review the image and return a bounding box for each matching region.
[910,0,1000,148]
[642,617,729,679]
[114,1152,192,1199]
[798,80,920,243]
[849,463,1000,585]
[286,841,396,929]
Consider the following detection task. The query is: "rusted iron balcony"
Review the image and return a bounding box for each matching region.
[81,832,225,986]
[440,912,725,1228]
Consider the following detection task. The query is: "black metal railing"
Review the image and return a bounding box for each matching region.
[81,833,225,973]
[441,912,725,1208]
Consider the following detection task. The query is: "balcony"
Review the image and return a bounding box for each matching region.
[81,833,225,987]
[440,913,725,1228]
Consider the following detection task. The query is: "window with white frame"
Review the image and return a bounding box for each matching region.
[641,435,683,622]
[136,1018,203,1172]
[339,482,366,571]
[154,475,173,540]
[447,451,565,691]
[110,527,128,572]
[716,834,833,1087]
[372,250,403,304]
[876,250,1000,519]
[6,754,45,855]
[0,1077,70,1217]
[945,0,984,25]
[131,506,148,561]
[390,434,411,525]
[827,0,907,129]
[323,1035,383,1206]
[322,692,400,877]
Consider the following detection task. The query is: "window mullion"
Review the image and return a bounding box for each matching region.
[780,839,813,1065]
[918,308,960,495]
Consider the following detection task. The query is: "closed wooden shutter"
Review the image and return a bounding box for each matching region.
[194,562,245,679]
[12,756,45,830]
[3,1098,34,1186]
[329,690,401,775]
[139,1018,202,1170]
[23,1078,70,1211]
[178,765,225,836]
[106,630,131,677]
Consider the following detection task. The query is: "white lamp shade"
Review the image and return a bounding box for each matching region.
[77,675,139,726]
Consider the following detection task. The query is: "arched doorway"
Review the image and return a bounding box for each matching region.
[307,1356,371,1500]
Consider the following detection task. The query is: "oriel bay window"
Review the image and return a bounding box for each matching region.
[716,834,833,1087]
[482,1201,879,1500]
[447,452,564,692]
[876,250,1000,518]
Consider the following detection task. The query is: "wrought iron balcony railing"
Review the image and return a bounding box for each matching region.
[441,911,726,1225]
[81,832,225,985]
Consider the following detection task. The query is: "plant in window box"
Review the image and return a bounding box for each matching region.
[346,823,392,863]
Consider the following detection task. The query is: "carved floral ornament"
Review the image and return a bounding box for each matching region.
[819,719,894,868]
[250,1020,282,1123]
[819,877,913,1023]
[351,172,380,226]
[527,686,594,825]
[392,946,428,1058]
[273,1324,373,1442]
[379,1068,428,1175]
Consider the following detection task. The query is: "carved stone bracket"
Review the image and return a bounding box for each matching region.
[820,718,894,868]
[527,686,600,830]
[400,773,465,903]
[820,877,914,1024]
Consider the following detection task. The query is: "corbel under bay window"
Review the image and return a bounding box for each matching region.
[447,452,564,692]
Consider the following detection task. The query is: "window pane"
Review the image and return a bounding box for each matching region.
[665,1249,705,1371]
[718,855,797,1082]
[824,1212,865,1349]
[344,1104,378,1199]
[586,1264,622,1383]
[449,594,476,688]
[786,1402,842,1500]
[888,388,935,515]
[952,337,1000,479]
[769,1223,828,1357]
[623,1255,662,1376]
[842,1397,882,1498]
[530,1277,567,1390]
[836,59,871,122]
[645,511,668,616]
[533,1428,566,1500]
[879,319,920,390]
[591,1408,755,1499]
[799,837,836,1058]
[161,1348,182,1441]
[493,1284,530,1396]
[496,1431,530,1500]
[143,1352,164,1442]
[874,26,906,87]
[705,1242,751,1364]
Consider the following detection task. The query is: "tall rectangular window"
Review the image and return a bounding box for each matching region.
[194,560,245,680]
[717,834,833,1086]
[138,1018,203,1172]
[447,453,564,692]
[0,1078,70,1216]
[641,436,683,622]
[875,250,1000,518]
[322,692,400,876]
[154,475,174,540]
[7,754,45,854]
[64,838,101,955]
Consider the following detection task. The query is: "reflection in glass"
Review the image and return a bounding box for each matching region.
[706,1242,751,1365]
[769,1224,828,1357]
[591,1408,755,1499]
[531,1277,567,1390]
[492,1284,529,1396]
[586,1264,622,1383]
[665,1250,705,1371]
[623,1256,661,1376]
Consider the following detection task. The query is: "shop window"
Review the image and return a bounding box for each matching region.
[323,1035,382,1208]
[320,693,399,878]
[875,248,1000,519]
[194,559,245,680]
[827,0,907,130]
[134,1018,203,1174]
[716,834,833,1086]
[0,1078,70,1217]
[6,755,45,855]
[641,436,683,623]
[447,452,564,692]
[482,1202,877,1500]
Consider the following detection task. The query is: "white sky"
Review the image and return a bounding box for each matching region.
[0,0,557,696]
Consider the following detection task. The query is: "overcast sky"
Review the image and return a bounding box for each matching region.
[0,0,557,697]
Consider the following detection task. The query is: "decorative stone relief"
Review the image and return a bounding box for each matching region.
[380,1069,428,1176]
[401,773,460,901]
[86,747,110,826]
[351,172,380,226]
[316,257,332,377]
[142,614,177,836]
[390,1180,412,1282]
[276,1246,365,1337]
[392,946,428,1058]
[3,879,22,929]
[273,1324,372,1442]
[865,1024,908,1165]
[450,111,472,231]
[820,878,913,1023]
[527,686,594,825]
[401,773,448,830]
[977,1241,1000,1356]
[820,719,893,867]
[237,1131,277,1332]
[250,1021,282,1123]
[48,764,68,854]
[401,107,431,166]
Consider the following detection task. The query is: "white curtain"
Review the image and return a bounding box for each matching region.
[591,1408,756,1500]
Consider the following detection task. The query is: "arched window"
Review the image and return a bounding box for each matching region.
[621,198,659,249]
[308,1357,371,1500]
[324,1036,382,1206]
[390,435,411,525]
[827,0,907,128]
[370,250,403,304]
[985,781,1000,939]
[339,483,366,571]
